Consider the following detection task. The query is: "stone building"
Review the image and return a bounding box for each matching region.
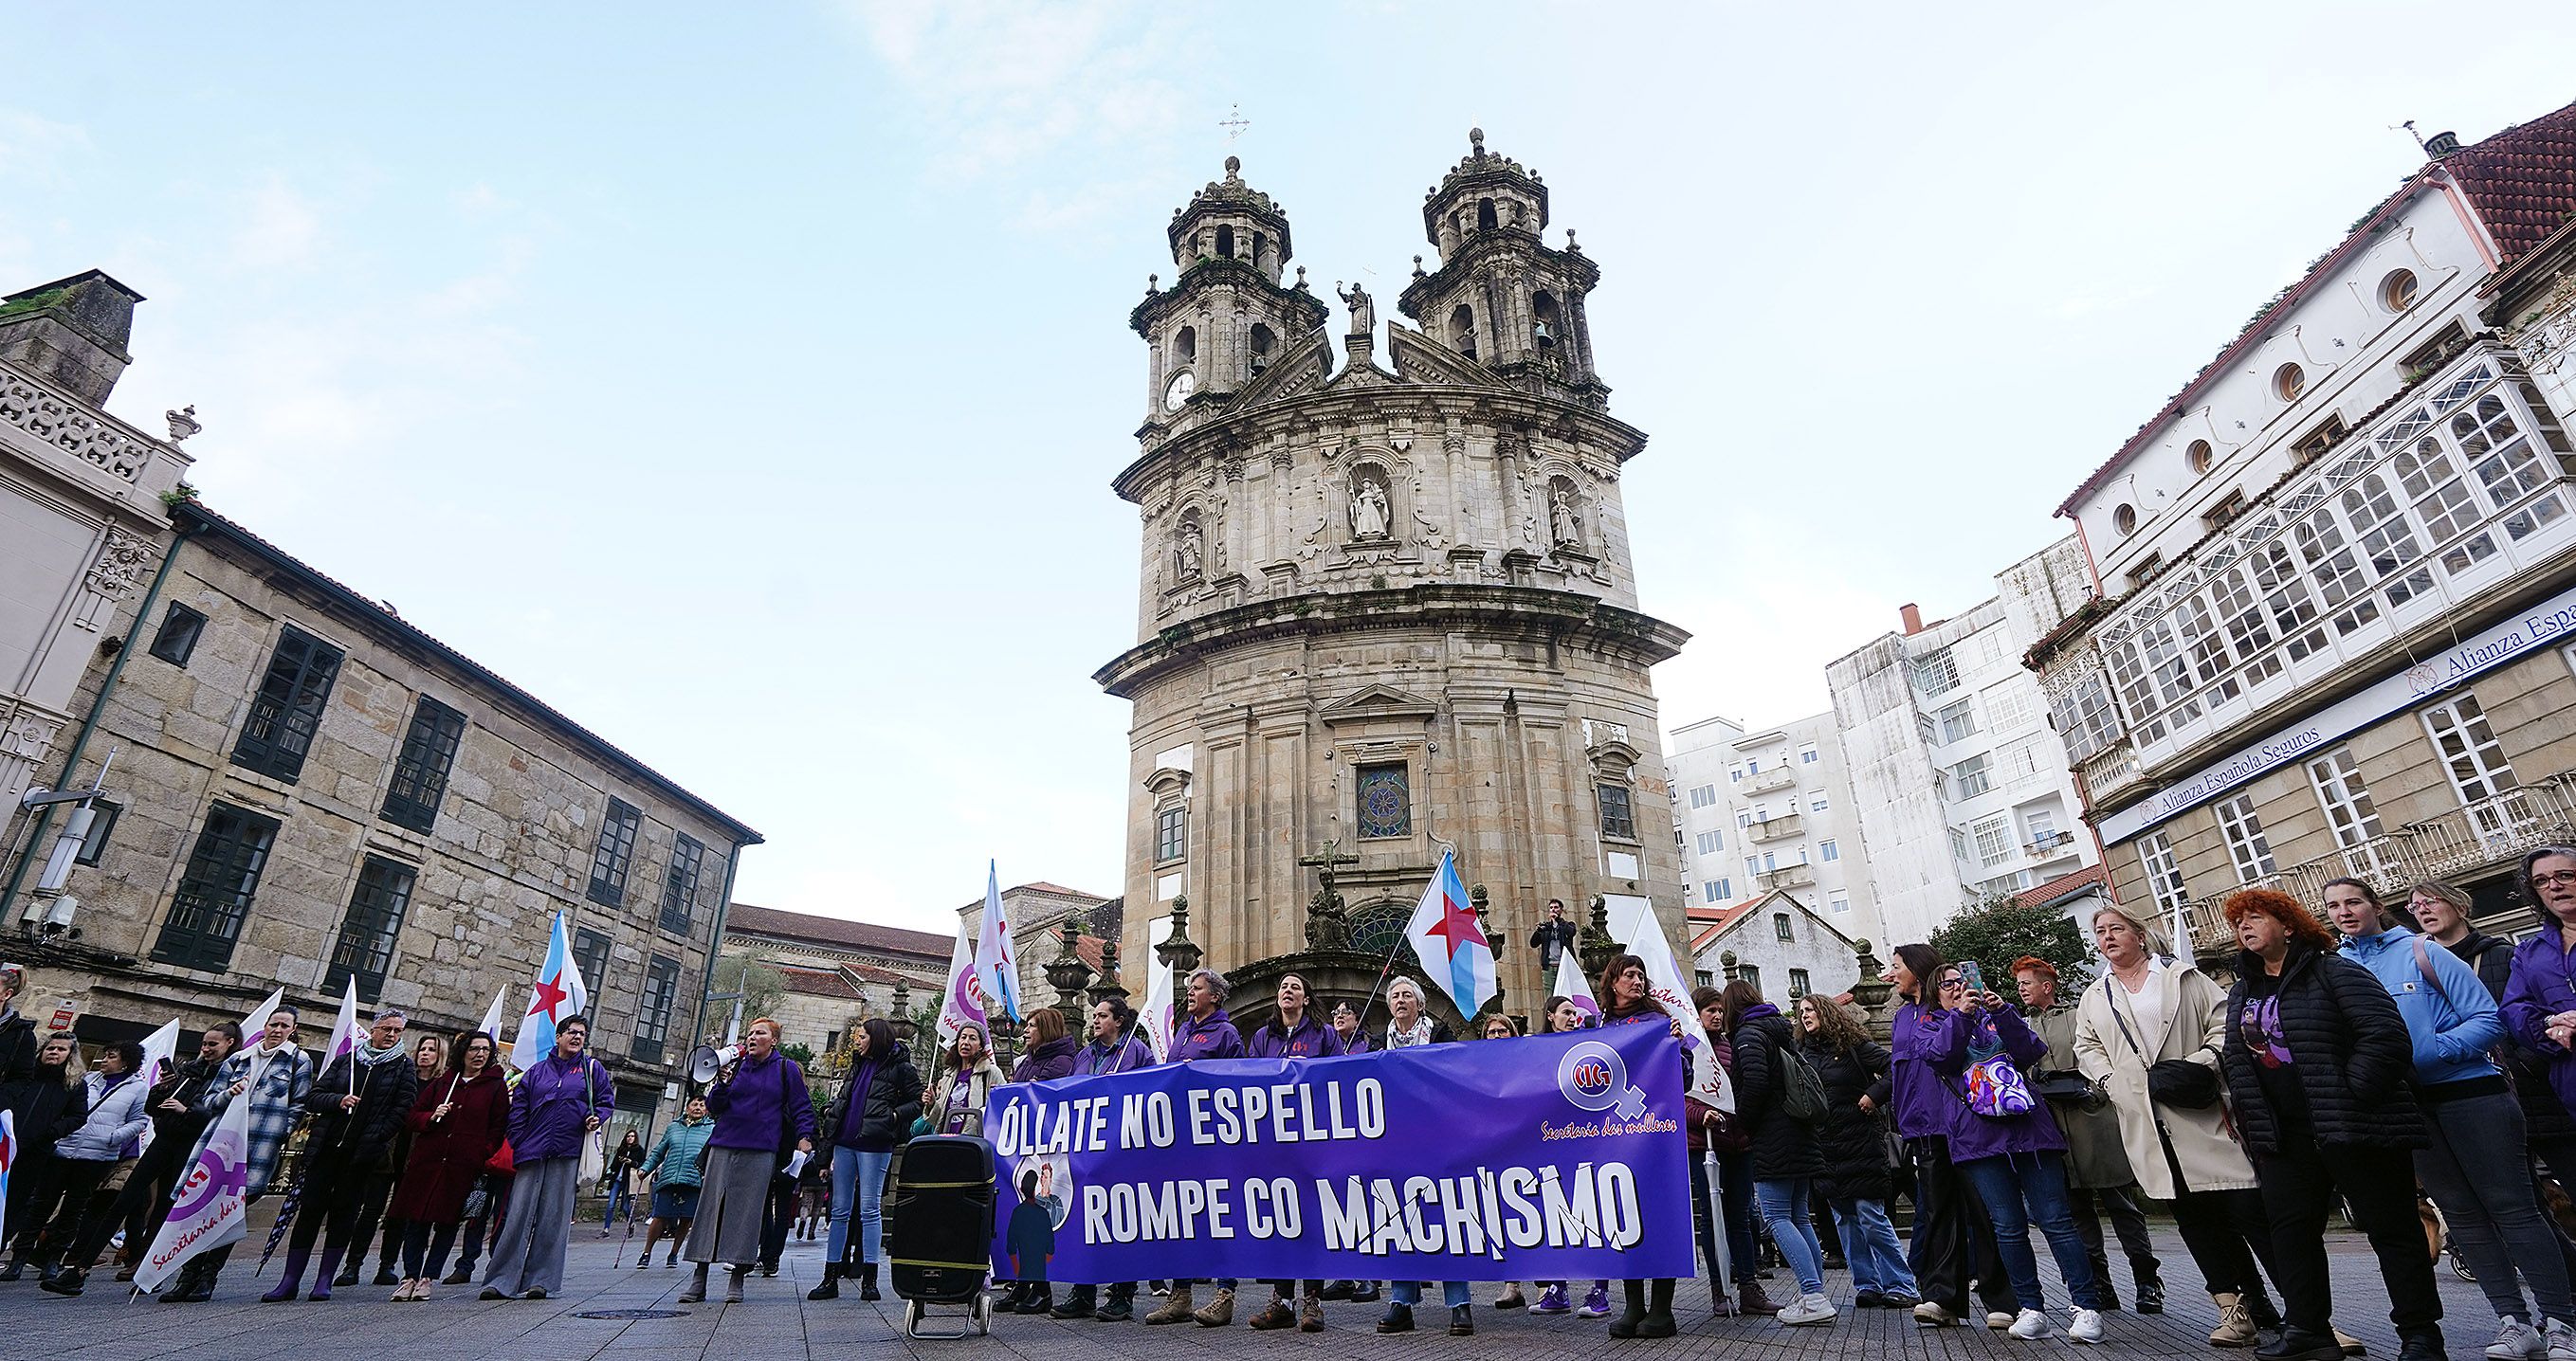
[0,271,193,828]
[1686,888,1863,1004]
[1825,538,2100,950]
[1668,712,1866,927]
[955,880,1118,1017]
[2032,101,2576,955]
[0,281,760,1122]
[1097,133,1691,1013]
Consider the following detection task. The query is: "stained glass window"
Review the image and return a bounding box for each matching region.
[1358,764,1410,839]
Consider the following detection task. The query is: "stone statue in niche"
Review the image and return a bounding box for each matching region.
[1335,281,1375,336]
[1550,485,1583,546]
[1350,472,1391,539]
[1175,519,1203,579]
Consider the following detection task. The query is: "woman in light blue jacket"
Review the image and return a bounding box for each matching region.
[2325,877,2576,1359]
[32,1040,148,1279]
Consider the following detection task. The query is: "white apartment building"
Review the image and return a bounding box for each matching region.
[1667,711,1866,931]
[1824,536,2101,949]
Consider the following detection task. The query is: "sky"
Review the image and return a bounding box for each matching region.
[6,3,2571,935]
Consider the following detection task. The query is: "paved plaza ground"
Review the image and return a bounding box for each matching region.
[0,1219,2498,1361]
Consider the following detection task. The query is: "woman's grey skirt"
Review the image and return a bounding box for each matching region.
[683,1146,776,1265]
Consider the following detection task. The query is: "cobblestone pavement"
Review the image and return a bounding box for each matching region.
[0,1220,2504,1361]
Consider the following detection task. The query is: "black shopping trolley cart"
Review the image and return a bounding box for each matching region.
[886,1134,997,1338]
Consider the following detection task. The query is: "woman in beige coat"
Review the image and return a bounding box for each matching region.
[2072,904,2289,1349]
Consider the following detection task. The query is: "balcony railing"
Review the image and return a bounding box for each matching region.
[2179,776,2576,954]
[2024,830,2080,859]
[1742,767,1796,796]
[2082,744,2144,806]
[1747,812,1804,844]
[1759,862,1817,891]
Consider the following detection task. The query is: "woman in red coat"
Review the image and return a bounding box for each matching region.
[387,1031,509,1300]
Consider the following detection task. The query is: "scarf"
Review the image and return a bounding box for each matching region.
[1385,1016,1434,1049]
[356,1039,404,1067]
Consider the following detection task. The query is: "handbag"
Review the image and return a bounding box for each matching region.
[486,1137,516,1176]
[575,1060,607,1183]
[2032,1069,2109,1110]
[1964,1051,2037,1117]
[2106,976,2224,1110]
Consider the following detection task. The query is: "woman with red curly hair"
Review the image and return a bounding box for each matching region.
[2219,889,2440,1361]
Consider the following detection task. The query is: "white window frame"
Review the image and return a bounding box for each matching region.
[1827,892,1850,915]
[1799,743,1820,765]
[2214,794,2277,882]
[1696,829,1722,856]
[1819,839,1839,862]
[1937,698,1978,744]
[1808,792,1830,814]
[2023,806,2058,846]
[2421,691,2519,806]
[1952,753,1992,799]
[2139,829,2188,916]
[1971,814,2013,866]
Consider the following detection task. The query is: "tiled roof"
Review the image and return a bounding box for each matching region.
[724,903,950,960]
[177,504,761,844]
[1688,897,1768,953]
[958,881,1114,914]
[2055,100,2576,518]
[2448,101,2576,269]
[2013,862,2110,912]
[776,966,864,1000]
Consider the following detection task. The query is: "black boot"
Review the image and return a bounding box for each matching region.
[806,1263,839,1300]
[2133,1273,2164,1315]
[858,1261,882,1301]
[1095,1281,1134,1320]
[1050,1284,1097,1319]
[1376,1300,1414,1334]
[1014,1283,1054,1315]
[1609,1279,1648,1338]
[1640,1279,1676,1338]
[2255,1329,2347,1361]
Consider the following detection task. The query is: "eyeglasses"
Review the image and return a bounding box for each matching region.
[2536,870,2576,888]
[1937,977,1967,990]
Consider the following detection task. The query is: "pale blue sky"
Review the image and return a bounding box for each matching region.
[6,3,2570,933]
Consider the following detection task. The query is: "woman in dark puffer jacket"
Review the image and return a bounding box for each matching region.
[2220,888,2440,1361]
[808,1019,922,1302]
[1799,993,1916,1308]
[1723,982,1834,1328]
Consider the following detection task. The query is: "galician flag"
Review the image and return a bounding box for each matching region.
[510,913,591,1073]
[935,914,986,1050]
[1403,848,1496,1019]
[133,1086,251,1292]
[137,1018,182,1090]
[973,862,1021,1027]
[1553,944,1599,1025]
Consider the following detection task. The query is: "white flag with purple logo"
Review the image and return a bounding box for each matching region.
[1607,894,1729,1111]
[935,914,986,1049]
[133,1086,251,1292]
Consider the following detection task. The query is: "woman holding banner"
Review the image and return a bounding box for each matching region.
[164,1007,313,1303]
[1599,954,1682,1339]
[1376,975,1475,1337]
[1245,973,1340,1334]
[1148,970,1248,1328]
[1536,994,1614,1321]
[1331,1000,1373,1056]
[1060,998,1152,1322]
[1002,1007,1079,1316]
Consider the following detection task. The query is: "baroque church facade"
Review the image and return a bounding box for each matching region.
[1096,132,1690,1012]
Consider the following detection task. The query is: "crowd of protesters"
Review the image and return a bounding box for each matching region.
[24,851,2576,1358]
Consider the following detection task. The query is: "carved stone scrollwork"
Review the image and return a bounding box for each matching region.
[0,374,154,483]
[71,530,157,631]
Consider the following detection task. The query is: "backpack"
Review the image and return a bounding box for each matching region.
[1772,1028,1831,1123]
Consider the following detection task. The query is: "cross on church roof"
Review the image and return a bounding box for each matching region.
[1219,103,1251,144]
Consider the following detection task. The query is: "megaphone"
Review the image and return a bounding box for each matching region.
[687,1043,740,1085]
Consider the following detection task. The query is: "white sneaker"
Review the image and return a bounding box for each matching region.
[2008,1309,2049,1340]
[2069,1308,2104,1345]
[1913,1299,1962,1327]
[1778,1292,1837,1327]
[2541,1317,2576,1361]
[1988,1310,2017,1330]
[2493,1317,2547,1360]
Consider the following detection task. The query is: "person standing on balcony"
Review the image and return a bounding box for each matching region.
[2327,876,2576,1361]
[1529,899,1577,980]
[2220,888,2443,1361]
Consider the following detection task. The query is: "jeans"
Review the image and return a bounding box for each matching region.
[603,1178,633,1225]
[1393,1279,1471,1308]
[400,1221,461,1280]
[1908,1137,2017,1316]
[1958,1150,2106,1311]
[2254,1139,2442,1338]
[1829,1197,1918,1297]
[2418,1090,2576,1326]
[1752,1178,1826,1297]
[825,1146,892,1265]
[1714,1151,1762,1283]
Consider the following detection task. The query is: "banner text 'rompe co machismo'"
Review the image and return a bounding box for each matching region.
[983,1022,1695,1282]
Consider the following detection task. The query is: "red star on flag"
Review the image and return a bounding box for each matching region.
[527,974,569,1021]
[1422,887,1487,960]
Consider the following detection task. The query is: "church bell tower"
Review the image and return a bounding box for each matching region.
[1398,128,1608,409]
[1130,155,1331,449]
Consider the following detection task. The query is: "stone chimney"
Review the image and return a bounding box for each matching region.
[1898,602,1924,635]
[0,270,144,408]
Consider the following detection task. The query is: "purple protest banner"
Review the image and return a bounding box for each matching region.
[984,1020,1694,1282]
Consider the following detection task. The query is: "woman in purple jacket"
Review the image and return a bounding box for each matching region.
[1917,958,2106,1344]
[480,1016,612,1302]
[2503,846,2576,1127]
[1057,999,1154,1322]
[1012,1008,1082,1084]
[679,1018,815,1305]
[1243,974,1340,1333]
[1147,970,1248,1327]
[1883,946,2018,1332]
